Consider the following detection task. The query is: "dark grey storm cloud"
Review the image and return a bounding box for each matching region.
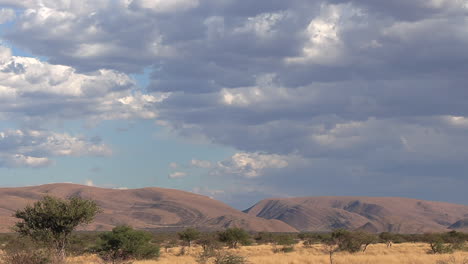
[2,0,468,204]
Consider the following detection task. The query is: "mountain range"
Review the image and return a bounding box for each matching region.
[0,183,467,234]
[245,196,468,233]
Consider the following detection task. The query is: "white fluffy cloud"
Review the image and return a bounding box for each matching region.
[0,45,167,122]
[287,4,345,65]
[0,129,111,168]
[215,152,290,178]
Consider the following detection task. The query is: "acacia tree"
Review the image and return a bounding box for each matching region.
[218,228,251,248]
[178,227,201,248]
[323,230,348,264]
[13,196,101,261]
[322,230,376,264]
[356,232,377,252]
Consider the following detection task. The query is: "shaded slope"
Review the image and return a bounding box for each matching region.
[449,219,468,231]
[0,183,296,233]
[245,197,468,233]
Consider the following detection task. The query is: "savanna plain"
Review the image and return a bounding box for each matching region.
[64,243,468,264]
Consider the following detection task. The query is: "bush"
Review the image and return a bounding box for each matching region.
[198,234,222,253]
[218,228,251,248]
[299,232,321,248]
[2,251,51,264]
[445,231,468,250]
[68,232,101,256]
[429,241,454,254]
[178,228,201,247]
[214,252,249,264]
[1,237,51,264]
[96,225,160,263]
[196,233,224,264]
[272,234,296,253]
[424,233,455,254]
[273,246,294,253]
[254,232,275,244]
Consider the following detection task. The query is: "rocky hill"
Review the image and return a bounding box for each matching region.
[244,196,468,233]
[0,183,296,233]
[2,184,467,234]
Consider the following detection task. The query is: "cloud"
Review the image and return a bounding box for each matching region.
[130,0,199,13]
[286,4,345,65]
[0,45,167,124]
[3,0,468,205]
[0,8,15,24]
[0,129,111,168]
[190,159,212,169]
[214,152,290,178]
[168,171,187,179]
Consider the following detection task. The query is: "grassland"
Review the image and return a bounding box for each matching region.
[66,243,468,264]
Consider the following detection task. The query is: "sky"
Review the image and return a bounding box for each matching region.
[0,0,467,209]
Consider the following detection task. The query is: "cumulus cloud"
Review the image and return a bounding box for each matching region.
[0,129,111,168]
[3,0,468,205]
[214,152,290,178]
[286,4,345,65]
[0,45,167,123]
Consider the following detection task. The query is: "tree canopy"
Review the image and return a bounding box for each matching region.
[14,195,100,261]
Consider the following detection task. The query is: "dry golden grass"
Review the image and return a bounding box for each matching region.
[65,243,468,264]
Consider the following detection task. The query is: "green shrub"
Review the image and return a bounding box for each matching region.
[429,241,454,254]
[272,234,296,253]
[178,228,201,247]
[218,228,251,248]
[424,233,456,254]
[95,225,160,263]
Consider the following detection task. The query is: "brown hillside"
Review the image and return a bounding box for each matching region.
[244,197,468,233]
[0,183,296,233]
